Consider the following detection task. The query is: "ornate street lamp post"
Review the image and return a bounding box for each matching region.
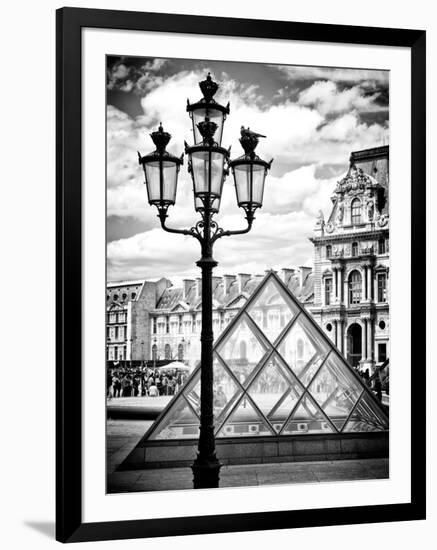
[138,74,272,489]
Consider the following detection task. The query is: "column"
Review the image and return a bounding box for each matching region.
[366,265,371,301]
[343,322,348,357]
[363,319,368,360]
[333,268,338,301]
[338,268,343,303]
[365,266,369,300]
[344,275,348,307]
[368,319,374,362]
[369,266,374,301]
[362,267,367,302]
[341,321,345,354]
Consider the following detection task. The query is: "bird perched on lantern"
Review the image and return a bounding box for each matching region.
[240,126,266,156]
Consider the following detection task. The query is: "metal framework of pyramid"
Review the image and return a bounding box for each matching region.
[142,271,388,442]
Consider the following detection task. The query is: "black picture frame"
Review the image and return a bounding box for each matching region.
[56,7,426,543]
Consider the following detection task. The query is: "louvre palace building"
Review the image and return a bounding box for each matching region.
[107,145,389,373]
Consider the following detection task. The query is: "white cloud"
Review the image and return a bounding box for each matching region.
[261,165,336,217]
[136,69,324,165]
[274,65,389,85]
[106,106,143,189]
[107,58,168,94]
[298,80,384,116]
[107,210,317,282]
[106,66,389,282]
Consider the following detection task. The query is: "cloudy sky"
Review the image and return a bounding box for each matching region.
[106,56,389,284]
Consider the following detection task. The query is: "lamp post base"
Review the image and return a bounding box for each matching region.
[191,456,221,489]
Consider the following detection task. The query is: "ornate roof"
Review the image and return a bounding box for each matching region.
[335,162,379,194]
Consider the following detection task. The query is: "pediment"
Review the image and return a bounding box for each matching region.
[170,301,189,312]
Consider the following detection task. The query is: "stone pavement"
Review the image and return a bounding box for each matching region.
[107,458,389,493]
[106,419,389,493]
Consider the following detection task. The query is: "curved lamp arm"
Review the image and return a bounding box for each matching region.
[211,211,255,244]
[157,207,202,242]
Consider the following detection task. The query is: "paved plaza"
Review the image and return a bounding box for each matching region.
[107,419,389,493]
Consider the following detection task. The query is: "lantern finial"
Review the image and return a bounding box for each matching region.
[199,72,219,102]
[150,123,171,153]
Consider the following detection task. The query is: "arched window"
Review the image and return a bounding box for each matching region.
[178,343,184,361]
[351,242,359,257]
[326,245,332,258]
[348,270,362,304]
[152,344,157,361]
[240,340,247,360]
[164,344,171,360]
[351,199,362,225]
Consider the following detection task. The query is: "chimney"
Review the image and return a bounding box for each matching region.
[223,274,236,295]
[237,273,251,294]
[299,266,312,289]
[280,268,295,285]
[196,277,202,299]
[182,279,194,301]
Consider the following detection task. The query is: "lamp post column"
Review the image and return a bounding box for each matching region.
[192,204,221,488]
[138,78,272,490]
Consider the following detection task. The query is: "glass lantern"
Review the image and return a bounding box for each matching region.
[230,155,271,210]
[187,73,230,146]
[138,124,183,207]
[188,145,228,200]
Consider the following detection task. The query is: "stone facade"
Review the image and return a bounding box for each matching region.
[106,278,171,361]
[310,146,389,371]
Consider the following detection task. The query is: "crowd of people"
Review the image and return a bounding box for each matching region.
[107,365,189,398]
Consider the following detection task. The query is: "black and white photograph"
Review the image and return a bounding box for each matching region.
[105,56,390,493]
[1,1,431,547]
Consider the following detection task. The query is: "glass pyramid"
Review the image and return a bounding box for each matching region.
[143,271,388,441]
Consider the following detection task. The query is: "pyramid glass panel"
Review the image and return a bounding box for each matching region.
[185,358,242,422]
[281,394,334,434]
[247,278,298,343]
[278,314,330,387]
[308,354,363,431]
[247,354,292,417]
[138,272,387,446]
[184,370,201,415]
[216,396,274,437]
[150,397,199,440]
[212,355,242,420]
[216,314,268,386]
[268,390,302,432]
[343,392,389,432]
